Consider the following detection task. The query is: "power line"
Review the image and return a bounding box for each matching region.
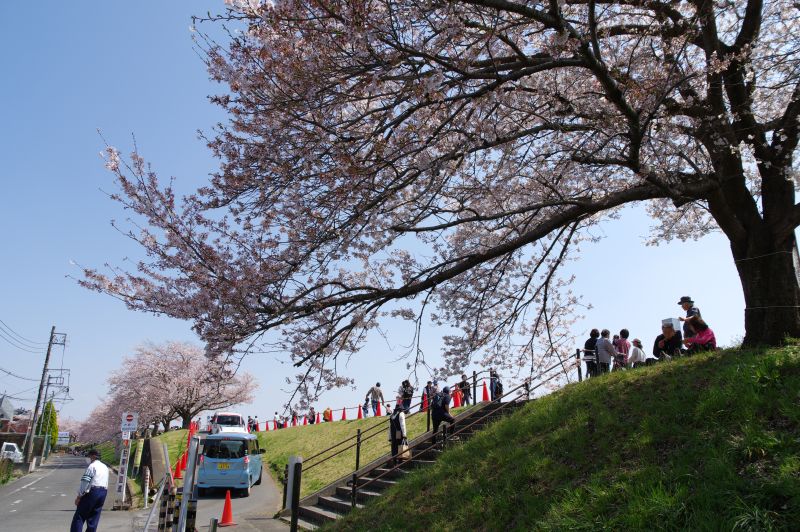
[0,329,45,354]
[0,366,39,381]
[0,319,48,346]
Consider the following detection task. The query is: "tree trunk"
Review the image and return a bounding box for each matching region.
[733,231,800,346]
[181,414,191,429]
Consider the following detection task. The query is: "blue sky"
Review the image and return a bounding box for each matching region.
[0,1,747,424]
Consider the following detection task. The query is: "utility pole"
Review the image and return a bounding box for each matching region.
[24,326,65,464]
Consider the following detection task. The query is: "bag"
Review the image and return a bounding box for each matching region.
[494,380,504,397]
[398,439,410,461]
[431,392,445,410]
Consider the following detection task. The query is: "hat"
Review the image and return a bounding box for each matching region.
[633,338,642,346]
[677,296,694,305]
[87,449,100,457]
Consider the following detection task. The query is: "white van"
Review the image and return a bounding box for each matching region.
[210,412,247,434]
[1,442,24,463]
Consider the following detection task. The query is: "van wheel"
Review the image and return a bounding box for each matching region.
[242,483,251,497]
[255,468,262,485]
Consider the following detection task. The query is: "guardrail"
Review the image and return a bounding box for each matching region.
[282,369,494,508]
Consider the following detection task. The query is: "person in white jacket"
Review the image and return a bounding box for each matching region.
[627,338,658,368]
[388,395,408,464]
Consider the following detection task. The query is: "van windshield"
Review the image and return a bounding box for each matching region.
[203,440,246,459]
[215,415,242,426]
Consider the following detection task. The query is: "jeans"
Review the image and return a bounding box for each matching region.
[71,487,106,532]
[371,400,379,415]
[402,398,411,414]
[462,392,471,406]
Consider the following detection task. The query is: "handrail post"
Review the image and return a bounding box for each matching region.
[576,349,583,382]
[426,402,431,432]
[442,423,448,450]
[351,473,358,508]
[282,463,289,509]
[472,370,477,407]
[290,462,302,532]
[355,429,361,472]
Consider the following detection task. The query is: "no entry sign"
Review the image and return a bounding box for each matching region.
[120,412,138,433]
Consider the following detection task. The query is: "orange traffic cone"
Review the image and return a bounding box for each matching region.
[316,413,321,424]
[218,489,237,527]
[357,405,363,419]
[264,421,269,432]
[173,459,183,480]
[303,415,308,426]
[376,402,382,416]
[422,392,428,411]
[292,415,297,427]
[274,420,279,430]
[341,407,347,421]
[482,381,490,401]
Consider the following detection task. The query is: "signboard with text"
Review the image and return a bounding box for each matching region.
[120,412,138,433]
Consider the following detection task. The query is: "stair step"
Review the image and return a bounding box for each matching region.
[318,494,362,513]
[356,476,398,490]
[336,485,382,502]
[298,504,341,524]
[372,466,409,479]
[293,517,319,531]
[404,459,436,468]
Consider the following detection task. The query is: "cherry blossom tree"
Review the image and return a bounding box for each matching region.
[78,342,257,439]
[84,0,800,399]
[111,342,257,429]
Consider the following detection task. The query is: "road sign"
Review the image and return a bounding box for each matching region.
[120,412,138,432]
[56,431,70,445]
[113,442,130,509]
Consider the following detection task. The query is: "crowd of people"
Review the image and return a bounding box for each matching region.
[582,296,718,375]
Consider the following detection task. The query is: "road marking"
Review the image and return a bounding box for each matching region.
[6,456,66,496]
[12,499,21,504]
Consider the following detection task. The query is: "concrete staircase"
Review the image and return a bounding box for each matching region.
[281,399,526,530]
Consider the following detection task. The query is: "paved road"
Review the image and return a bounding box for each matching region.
[0,455,136,531]
[0,454,288,531]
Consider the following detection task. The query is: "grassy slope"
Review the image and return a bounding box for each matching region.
[327,345,800,531]
[257,406,475,497]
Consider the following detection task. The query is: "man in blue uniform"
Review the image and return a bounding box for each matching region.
[71,448,109,532]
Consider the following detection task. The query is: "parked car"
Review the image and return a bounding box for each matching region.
[1,442,24,463]
[210,412,247,434]
[196,433,263,497]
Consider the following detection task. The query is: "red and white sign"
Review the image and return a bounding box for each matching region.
[120,412,138,433]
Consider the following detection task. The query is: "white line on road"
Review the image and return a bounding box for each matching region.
[12,499,21,504]
[6,456,66,496]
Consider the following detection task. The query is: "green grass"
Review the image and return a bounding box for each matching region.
[156,429,190,470]
[96,440,119,466]
[325,344,800,531]
[257,406,475,497]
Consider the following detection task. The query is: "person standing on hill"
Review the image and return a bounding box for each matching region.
[678,296,702,337]
[308,407,316,424]
[458,374,471,406]
[431,386,456,443]
[489,369,501,400]
[365,382,385,416]
[71,448,108,532]
[595,329,616,373]
[388,395,408,465]
[398,380,414,414]
[420,380,435,412]
[583,329,600,377]
[614,329,631,370]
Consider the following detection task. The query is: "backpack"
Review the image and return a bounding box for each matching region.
[431,392,445,410]
[494,380,504,397]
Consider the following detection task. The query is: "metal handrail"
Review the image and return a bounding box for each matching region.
[355,362,566,494]
[303,371,491,469]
